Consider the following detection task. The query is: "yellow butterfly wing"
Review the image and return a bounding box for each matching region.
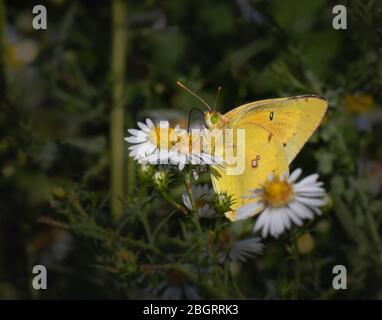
[223,97,290,121]
[227,95,328,164]
[211,95,327,212]
[211,122,289,210]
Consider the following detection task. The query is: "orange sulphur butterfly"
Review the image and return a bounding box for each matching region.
[177,82,328,211]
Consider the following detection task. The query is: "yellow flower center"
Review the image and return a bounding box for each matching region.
[149,126,180,149]
[262,178,294,207]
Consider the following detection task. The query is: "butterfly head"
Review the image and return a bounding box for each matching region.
[176,81,227,129]
[204,111,228,129]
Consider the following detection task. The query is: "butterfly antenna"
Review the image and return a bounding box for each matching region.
[187,107,204,132]
[213,86,222,112]
[177,81,212,111]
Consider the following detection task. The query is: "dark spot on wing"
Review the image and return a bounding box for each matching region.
[251,155,260,168]
[283,143,287,147]
[269,111,274,121]
[268,133,273,142]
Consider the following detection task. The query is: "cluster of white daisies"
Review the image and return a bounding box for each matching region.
[125,118,222,171]
[125,118,327,239]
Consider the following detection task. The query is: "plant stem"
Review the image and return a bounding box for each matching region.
[184,172,203,236]
[0,0,6,92]
[232,272,245,300]
[140,208,154,245]
[160,191,188,214]
[153,209,176,242]
[183,171,229,297]
[110,0,127,220]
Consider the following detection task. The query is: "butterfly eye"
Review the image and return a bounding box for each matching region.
[211,113,220,124]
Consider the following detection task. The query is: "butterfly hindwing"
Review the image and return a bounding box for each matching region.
[211,123,289,210]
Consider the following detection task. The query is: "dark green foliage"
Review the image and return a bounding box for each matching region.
[1,0,382,299]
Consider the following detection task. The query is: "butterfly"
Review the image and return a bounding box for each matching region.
[177,82,328,212]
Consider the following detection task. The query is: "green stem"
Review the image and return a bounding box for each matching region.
[153,209,176,242]
[183,172,229,297]
[0,0,6,91]
[110,0,127,220]
[38,217,164,257]
[356,185,381,249]
[140,208,154,245]
[232,272,245,300]
[184,173,203,236]
[160,190,187,214]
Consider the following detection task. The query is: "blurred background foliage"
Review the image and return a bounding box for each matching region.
[1,0,382,299]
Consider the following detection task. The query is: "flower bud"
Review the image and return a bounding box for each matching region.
[212,192,234,215]
[50,185,66,199]
[137,164,154,185]
[297,233,315,255]
[315,219,330,234]
[152,170,170,191]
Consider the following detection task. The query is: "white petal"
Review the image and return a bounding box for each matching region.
[295,196,326,208]
[269,212,278,237]
[137,121,149,131]
[256,211,269,238]
[289,201,314,219]
[236,202,263,220]
[182,193,192,210]
[127,128,143,136]
[280,208,291,229]
[146,118,154,128]
[254,208,268,231]
[125,136,145,143]
[293,174,319,189]
[294,184,325,193]
[285,207,303,226]
[288,168,302,183]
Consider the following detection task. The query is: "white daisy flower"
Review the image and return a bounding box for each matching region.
[148,266,201,300]
[182,184,215,218]
[201,230,263,263]
[124,119,182,165]
[169,129,224,171]
[125,119,224,171]
[236,168,327,238]
[224,237,264,263]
